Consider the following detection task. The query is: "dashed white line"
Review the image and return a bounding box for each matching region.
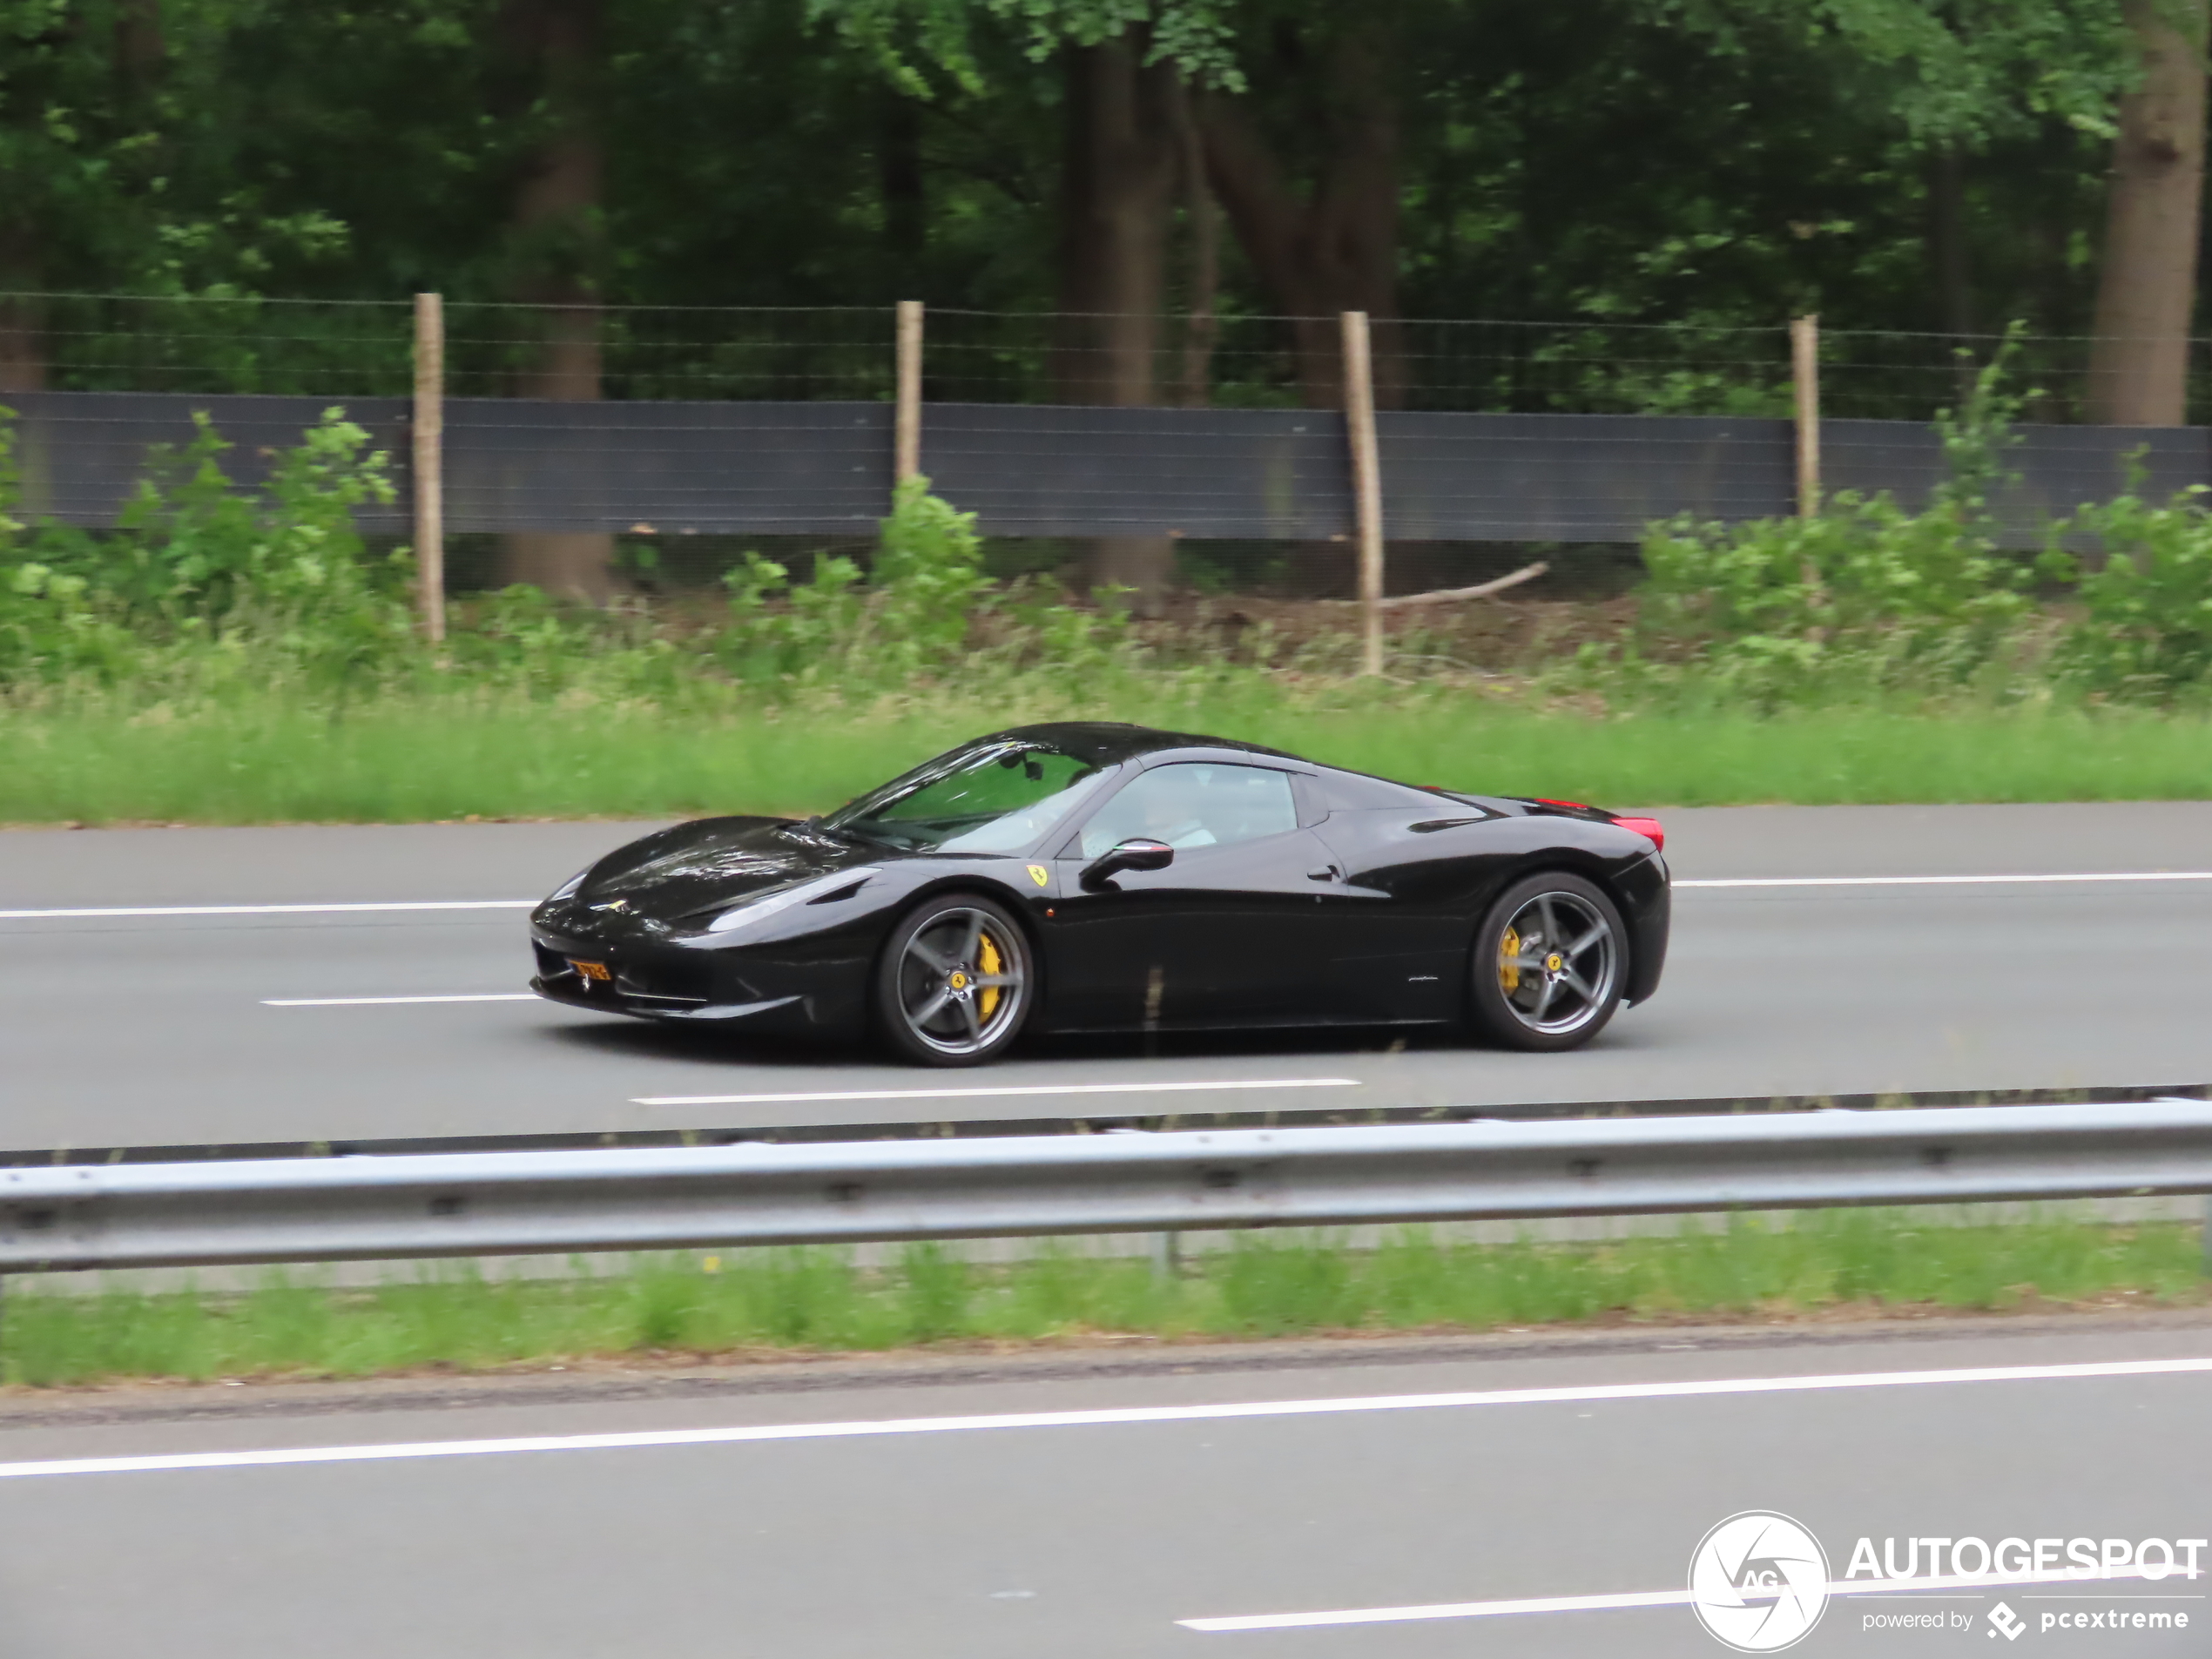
[262,994,539,1008]
[9,873,2210,922]
[631,1078,1364,1107]
[0,1354,2200,1482]
[0,900,536,921]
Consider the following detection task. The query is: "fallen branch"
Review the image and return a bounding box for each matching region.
[1322,561,1548,610]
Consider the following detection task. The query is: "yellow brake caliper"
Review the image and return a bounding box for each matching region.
[978,933,1002,1020]
[1500,926,1521,993]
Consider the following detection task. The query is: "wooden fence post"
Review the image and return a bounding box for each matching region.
[1791,314,1821,519]
[1341,309,1386,677]
[412,293,447,643]
[894,300,923,486]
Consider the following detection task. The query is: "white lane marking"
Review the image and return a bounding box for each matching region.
[1184,1565,2195,1633]
[0,1354,2202,1484]
[262,994,539,1008]
[631,1077,1364,1107]
[9,873,2207,921]
[0,900,536,921]
[1678,872,2212,890]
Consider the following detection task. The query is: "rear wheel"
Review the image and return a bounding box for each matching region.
[873,894,1034,1066]
[1468,873,1625,1051]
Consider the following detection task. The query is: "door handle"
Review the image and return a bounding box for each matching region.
[1306,865,1340,881]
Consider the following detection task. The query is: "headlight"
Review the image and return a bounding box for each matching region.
[546,867,591,903]
[704,868,880,935]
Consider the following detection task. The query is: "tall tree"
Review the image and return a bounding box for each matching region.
[1196,10,1401,406]
[0,0,172,389]
[2087,0,2208,424]
[494,0,613,598]
[1052,33,1182,609]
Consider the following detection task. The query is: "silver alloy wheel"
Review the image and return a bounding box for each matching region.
[1494,888,1619,1037]
[894,905,1029,1057]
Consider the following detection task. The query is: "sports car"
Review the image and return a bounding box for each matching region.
[529,722,1670,1065]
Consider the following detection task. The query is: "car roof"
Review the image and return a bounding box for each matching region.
[982,722,1305,768]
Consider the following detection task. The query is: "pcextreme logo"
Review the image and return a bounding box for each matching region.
[1689,1511,1832,1653]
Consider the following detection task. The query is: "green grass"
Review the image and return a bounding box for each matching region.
[7,1211,2202,1388]
[5,694,2212,824]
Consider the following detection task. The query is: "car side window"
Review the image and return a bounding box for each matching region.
[1077,764,1300,859]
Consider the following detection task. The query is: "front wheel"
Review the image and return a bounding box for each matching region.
[1468,873,1626,1051]
[873,894,1034,1066]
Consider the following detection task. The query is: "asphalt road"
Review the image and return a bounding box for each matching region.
[0,1319,2203,1656]
[4,802,2212,1150]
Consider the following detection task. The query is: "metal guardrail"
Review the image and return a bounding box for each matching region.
[0,1101,2209,1274]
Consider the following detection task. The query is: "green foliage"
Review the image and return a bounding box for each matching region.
[1639,492,2033,702]
[2048,482,2212,700]
[0,408,411,688]
[718,549,870,683]
[871,475,994,669]
[1630,336,2212,709]
[0,419,1140,709]
[15,697,2212,826]
[1634,329,2047,705]
[5,1211,2200,1386]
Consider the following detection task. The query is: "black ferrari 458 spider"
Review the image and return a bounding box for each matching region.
[529,722,1670,1065]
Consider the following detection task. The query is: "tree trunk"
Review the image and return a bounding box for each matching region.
[0,279,44,395]
[1054,38,1180,615]
[1170,76,1219,408]
[1195,24,1399,597]
[1195,24,1400,410]
[497,0,616,600]
[2087,0,2209,427]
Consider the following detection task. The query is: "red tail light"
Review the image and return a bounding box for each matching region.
[1612,815,1665,852]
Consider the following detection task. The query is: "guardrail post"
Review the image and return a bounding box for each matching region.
[894,300,923,485]
[412,292,447,643]
[1151,1231,1184,1278]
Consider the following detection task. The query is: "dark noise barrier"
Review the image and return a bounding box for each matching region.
[5,389,2208,547]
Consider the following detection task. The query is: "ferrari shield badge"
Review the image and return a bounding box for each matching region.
[1027,864,1049,887]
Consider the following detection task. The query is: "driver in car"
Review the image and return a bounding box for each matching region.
[1082,766,1224,857]
[1137,771,1218,849]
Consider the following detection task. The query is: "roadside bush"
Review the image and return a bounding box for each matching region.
[0,406,412,690]
[1638,490,2033,701]
[0,426,1138,709]
[2047,483,2212,700]
[1631,336,2038,705]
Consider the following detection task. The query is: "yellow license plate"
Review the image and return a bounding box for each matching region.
[570,960,611,982]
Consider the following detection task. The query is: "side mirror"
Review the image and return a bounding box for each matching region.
[1080,837,1174,891]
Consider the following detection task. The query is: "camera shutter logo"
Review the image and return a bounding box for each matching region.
[1689,1511,1831,1652]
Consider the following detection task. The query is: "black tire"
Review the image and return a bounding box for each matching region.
[873,893,1035,1066]
[1467,872,1627,1052]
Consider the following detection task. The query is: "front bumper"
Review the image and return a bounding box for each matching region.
[528,929,864,1034]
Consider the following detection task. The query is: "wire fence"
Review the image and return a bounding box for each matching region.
[5,293,2212,604]
[10,292,2212,421]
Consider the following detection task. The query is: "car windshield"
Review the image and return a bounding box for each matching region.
[823,739,1109,853]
